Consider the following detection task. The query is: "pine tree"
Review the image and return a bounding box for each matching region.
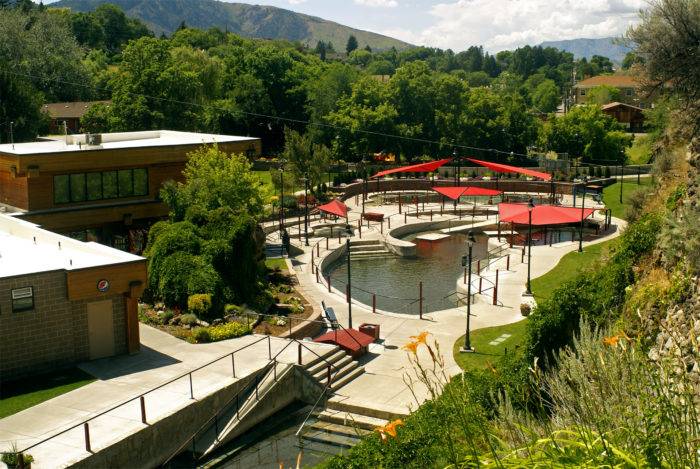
[346,35,358,55]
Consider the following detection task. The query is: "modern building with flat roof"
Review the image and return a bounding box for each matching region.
[0,214,147,380]
[0,130,261,252]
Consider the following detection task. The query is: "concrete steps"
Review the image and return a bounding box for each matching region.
[304,349,365,392]
[347,240,393,260]
[299,421,369,449]
[316,409,388,431]
[326,398,408,421]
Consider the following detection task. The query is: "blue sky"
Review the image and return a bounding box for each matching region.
[224,0,645,52]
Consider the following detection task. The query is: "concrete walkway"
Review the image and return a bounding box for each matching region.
[290,194,625,417]
[0,327,336,468]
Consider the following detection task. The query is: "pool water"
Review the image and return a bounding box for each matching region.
[327,233,487,314]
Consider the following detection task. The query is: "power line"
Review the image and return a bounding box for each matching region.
[2,68,539,160]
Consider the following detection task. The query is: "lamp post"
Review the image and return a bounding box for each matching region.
[460,231,476,353]
[525,198,534,295]
[619,151,625,204]
[453,148,460,187]
[302,175,309,246]
[361,155,368,214]
[578,176,588,253]
[346,238,352,329]
[278,158,287,235]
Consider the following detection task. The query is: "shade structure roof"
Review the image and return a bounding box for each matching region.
[432,186,503,200]
[314,328,374,353]
[318,199,348,218]
[499,203,595,225]
[467,158,552,181]
[371,158,451,178]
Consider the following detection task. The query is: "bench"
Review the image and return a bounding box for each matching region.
[321,301,339,329]
[362,212,384,222]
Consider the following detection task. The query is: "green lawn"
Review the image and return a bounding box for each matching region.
[453,319,529,370]
[602,176,653,220]
[265,258,288,271]
[530,238,617,303]
[0,368,95,418]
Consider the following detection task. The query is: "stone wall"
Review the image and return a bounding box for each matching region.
[0,270,128,379]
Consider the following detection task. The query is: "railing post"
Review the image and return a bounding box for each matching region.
[388,217,391,229]
[236,394,240,419]
[493,269,499,306]
[372,293,376,313]
[327,276,331,293]
[479,276,483,294]
[404,213,407,223]
[380,221,383,234]
[327,365,332,386]
[140,395,147,424]
[231,353,236,377]
[274,359,277,381]
[506,254,510,270]
[345,284,350,303]
[338,233,341,244]
[267,335,272,360]
[17,453,25,469]
[359,222,362,238]
[430,210,433,221]
[463,267,467,284]
[255,376,259,400]
[298,343,302,365]
[316,268,319,283]
[477,259,481,274]
[188,373,194,399]
[419,282,423,319]
[84,422,91,453]
[311,251,314,273]
[521,247,525,263]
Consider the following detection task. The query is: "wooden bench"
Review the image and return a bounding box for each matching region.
[362,212,384,222]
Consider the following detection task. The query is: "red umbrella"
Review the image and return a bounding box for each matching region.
[318,199,348,218]
[499,203,595,225]
[371,159,451,178]
[468,158,552,181]
[432,186,503,200]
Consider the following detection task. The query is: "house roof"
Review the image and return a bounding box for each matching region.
[601,101,643,112]
[41,101,112,119]
[574,75,640,89]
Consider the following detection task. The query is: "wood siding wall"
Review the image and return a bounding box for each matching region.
[0,171,28,208]
[66,260,147,302]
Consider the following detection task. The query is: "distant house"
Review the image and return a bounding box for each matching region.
[601,102,645,133]
[41,101,111,134]
[572,75,651,108]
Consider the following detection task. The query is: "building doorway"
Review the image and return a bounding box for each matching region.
[87,300,115,360]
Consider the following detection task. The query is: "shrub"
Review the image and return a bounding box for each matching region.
[179,313,198,326]
[208,322,252,341]
[160,309,175,324]
[224,304,242,315]
[1,451,34,467]
[520,303,531,316]
[187,293,212,317]
[192,327,211,343]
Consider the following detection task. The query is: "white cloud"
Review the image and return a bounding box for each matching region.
[397,0,645,51]
[288,0,308,4]
[354,0,399,7]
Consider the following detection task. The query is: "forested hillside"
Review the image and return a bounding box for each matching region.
[52,0,412,52]
[540,37,632,63]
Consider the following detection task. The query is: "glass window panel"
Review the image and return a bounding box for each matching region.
[70,173,86,202]
[53,175,70,204]
[86,172,102,201]
[133,168,148,196]
[118,169,133,197]
[102,171,118,199]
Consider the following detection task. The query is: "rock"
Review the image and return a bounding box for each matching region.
[197,320,210,327]
[212,319,223,326]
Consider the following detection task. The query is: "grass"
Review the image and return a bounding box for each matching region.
[265,257,288,271]
[530,238,617,303]
[0,368,95,418]
[602,175,653,220]
[453,319,529,370]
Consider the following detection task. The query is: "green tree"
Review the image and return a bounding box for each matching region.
[281,129,332,189]
[587,85,621,104]
[531,79,560,113]
[346,35,358,55]
[539,105,633,163]
[314,40,326,61]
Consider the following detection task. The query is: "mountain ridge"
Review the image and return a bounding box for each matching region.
[51,0,413,52]
[539,37,632,63]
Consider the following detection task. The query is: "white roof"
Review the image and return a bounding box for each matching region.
[0,214,143,278]
[0,130,258,156]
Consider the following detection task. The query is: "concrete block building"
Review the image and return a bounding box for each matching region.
[0,214,147,380]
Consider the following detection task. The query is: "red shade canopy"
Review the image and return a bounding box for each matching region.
[314,329,374,354]
[318,199,348,218]
[499,203,595,225]
[432,186,503,200]
[468,158,552,181]
[371,158,451,179]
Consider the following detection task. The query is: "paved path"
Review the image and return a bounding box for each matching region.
[0,327,335,468]
[290,194,625,417]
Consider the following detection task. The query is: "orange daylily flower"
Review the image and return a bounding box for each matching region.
[603,335,620,346]
[374,419,405,442]
[410,331,429,345]
[402,341,419,354]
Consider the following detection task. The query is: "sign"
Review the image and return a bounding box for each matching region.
[11,286,33,300]
[97,279,110,293]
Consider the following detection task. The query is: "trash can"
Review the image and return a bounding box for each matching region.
[359,323,380,340]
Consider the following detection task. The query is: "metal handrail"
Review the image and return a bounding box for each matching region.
[14,334,274,454]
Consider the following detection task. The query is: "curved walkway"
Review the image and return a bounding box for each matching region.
[291,194,626,417]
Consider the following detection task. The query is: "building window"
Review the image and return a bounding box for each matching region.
[11,286,34,312]
[626,89,633,96]
[54,175,70,204]
[53,169,149,204]
[580,89,586,96]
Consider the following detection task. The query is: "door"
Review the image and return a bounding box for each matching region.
[87,300,115,359]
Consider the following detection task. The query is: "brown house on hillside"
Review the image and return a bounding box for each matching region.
[42,101,111,134]
[601,102,645,133]
[0,130,261,253]
[573,75,652,108]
